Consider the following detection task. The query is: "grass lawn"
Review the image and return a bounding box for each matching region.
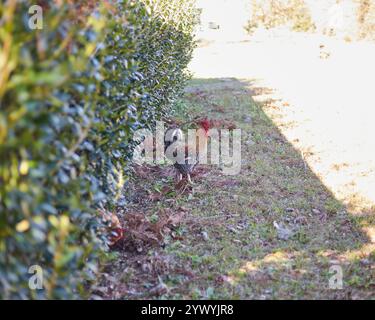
[96,78,374,300]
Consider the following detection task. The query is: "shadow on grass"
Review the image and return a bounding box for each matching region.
[99,77,374,300]
[175,77,374,299]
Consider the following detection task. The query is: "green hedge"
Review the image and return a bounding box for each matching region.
[0,0,196,299]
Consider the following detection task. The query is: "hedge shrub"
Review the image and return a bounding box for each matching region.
[0,0,196,299]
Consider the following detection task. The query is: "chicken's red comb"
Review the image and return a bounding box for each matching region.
[197,118,211,132]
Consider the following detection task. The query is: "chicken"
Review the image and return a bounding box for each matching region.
[164,119,210,183]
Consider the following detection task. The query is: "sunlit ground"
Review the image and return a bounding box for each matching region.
[190,27,375,214]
